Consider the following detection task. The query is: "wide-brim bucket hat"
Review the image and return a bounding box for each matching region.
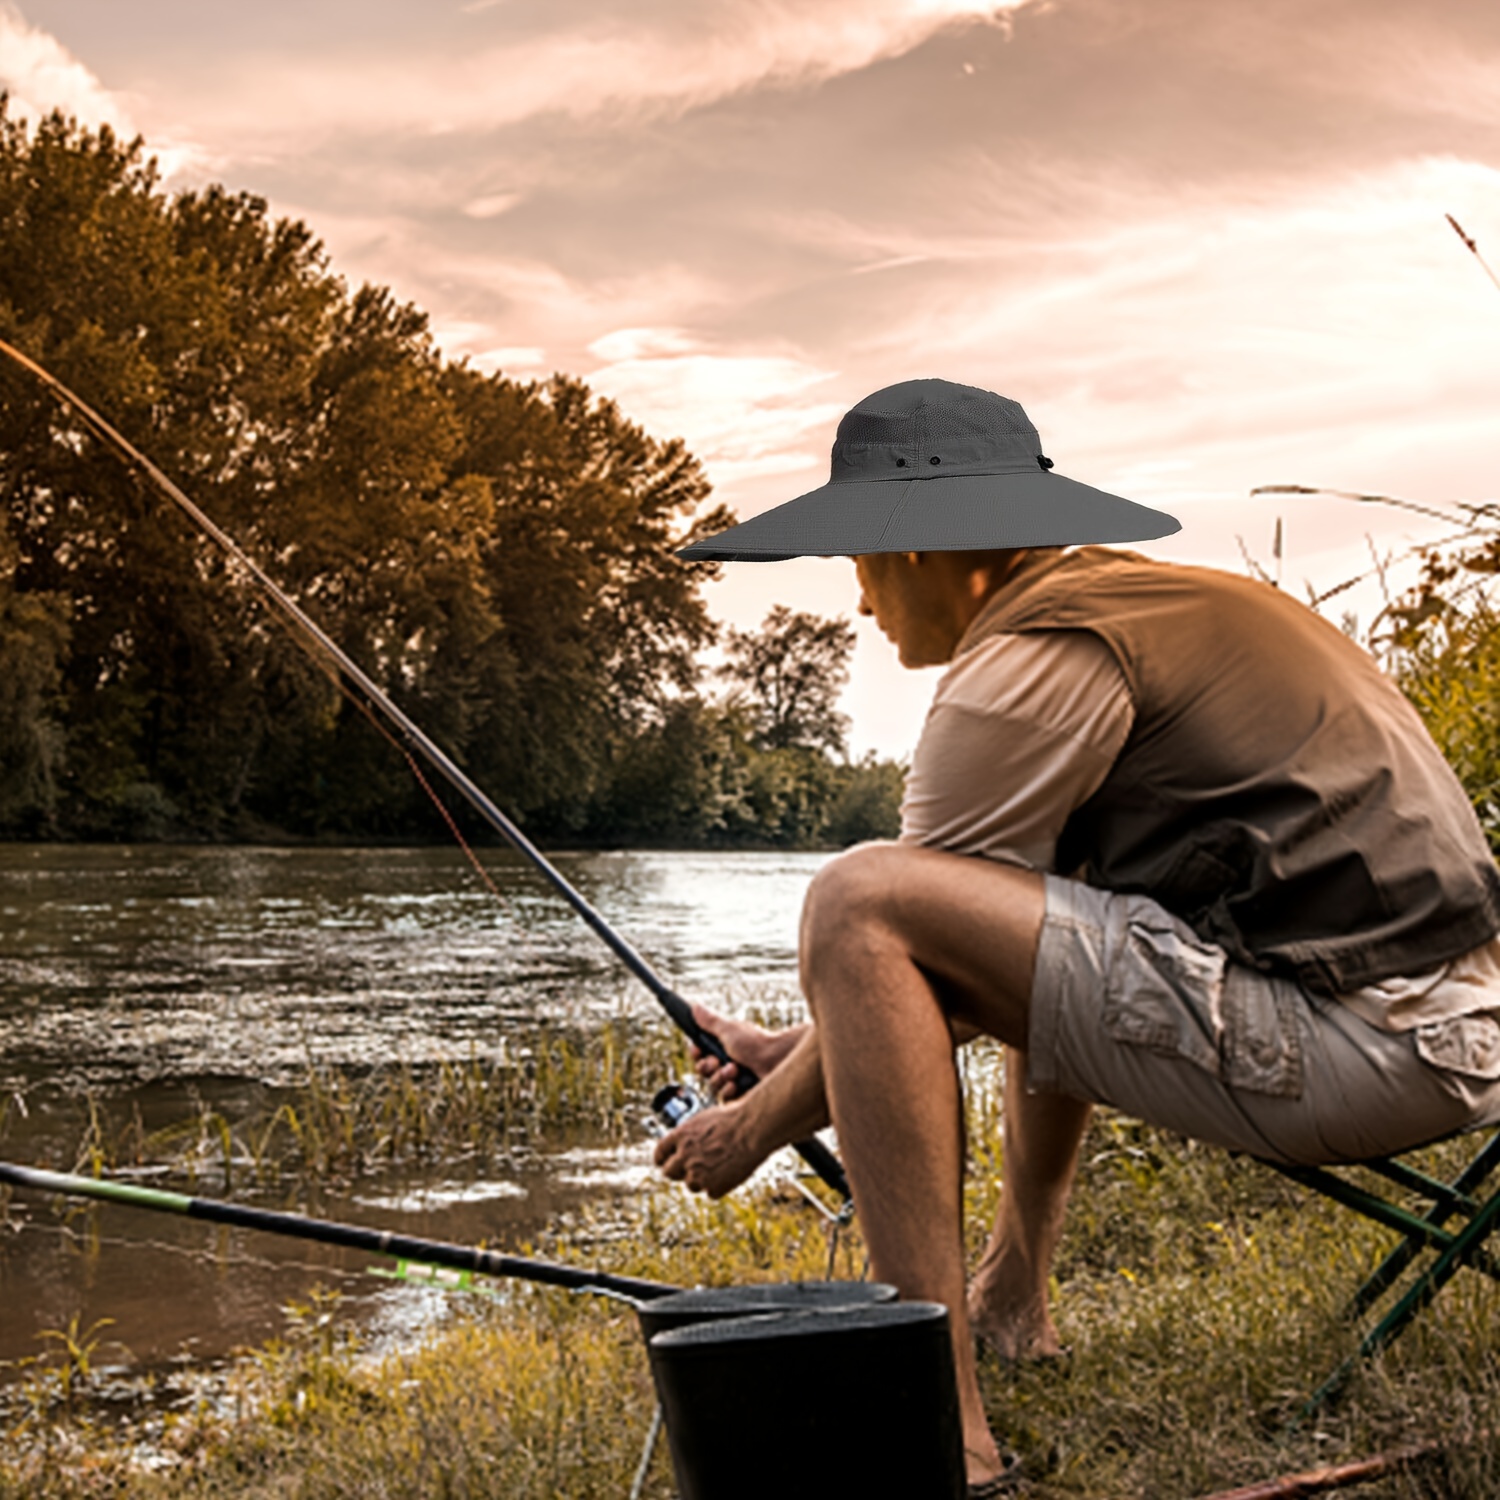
[678,378,1179,561]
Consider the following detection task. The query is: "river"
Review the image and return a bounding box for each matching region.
[0,843,826,1402]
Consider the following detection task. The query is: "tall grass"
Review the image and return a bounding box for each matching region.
[5,1046,1500,1497]
[1393,599,1500,853]
[10,1018,688,1193]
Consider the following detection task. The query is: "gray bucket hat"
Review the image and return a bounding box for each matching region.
[678,378,1180,561]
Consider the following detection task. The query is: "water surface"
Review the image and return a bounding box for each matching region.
[0,844,825,1395]
[0,843,822,1086]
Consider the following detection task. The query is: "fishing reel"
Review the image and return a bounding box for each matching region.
[649,1079,709,1135]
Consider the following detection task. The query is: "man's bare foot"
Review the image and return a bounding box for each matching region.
[690,1002,808,1099]
[966,1240,1066,1363]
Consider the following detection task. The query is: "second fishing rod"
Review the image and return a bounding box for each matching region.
[0,336,850,1204]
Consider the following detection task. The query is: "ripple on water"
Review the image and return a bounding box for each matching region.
[0,843,826,1399]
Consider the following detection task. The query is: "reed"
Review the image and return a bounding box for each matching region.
[5,1078,1500,1498]
[9,1018,690,1193]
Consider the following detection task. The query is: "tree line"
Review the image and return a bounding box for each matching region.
[0,105,903,848]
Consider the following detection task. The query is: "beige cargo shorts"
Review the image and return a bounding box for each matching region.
[1027,876,1500,1166]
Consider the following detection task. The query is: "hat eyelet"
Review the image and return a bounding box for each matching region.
[1038,455,1055,471]
[895,458,906,467]
[929,456,941,466]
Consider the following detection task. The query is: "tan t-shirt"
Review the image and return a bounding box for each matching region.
[899,624,1500,1039]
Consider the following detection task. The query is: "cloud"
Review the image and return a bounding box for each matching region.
[0,6,212,180]
[587,327,699,363]
[583,329,842,489]
[472,346,549,375]
[152,0,1037,144]
[462,192,522,220]
[0,4,130,135]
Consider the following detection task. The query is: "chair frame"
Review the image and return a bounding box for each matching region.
[1262,1125,1500,1423]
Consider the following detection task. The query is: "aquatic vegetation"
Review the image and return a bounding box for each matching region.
[4,1094,1500,1497]
[8,1019,690,1192]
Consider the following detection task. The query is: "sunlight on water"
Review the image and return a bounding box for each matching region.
[0,844,827,1088]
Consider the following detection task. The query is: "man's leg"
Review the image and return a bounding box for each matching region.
[968,1057,1091,1359]
[681,1011,1092,1360]
[798,843,1045,1486]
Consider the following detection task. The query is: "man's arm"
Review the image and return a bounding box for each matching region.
[654,1024,831,1198]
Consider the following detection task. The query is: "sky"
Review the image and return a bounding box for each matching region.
[3,0,1498,758]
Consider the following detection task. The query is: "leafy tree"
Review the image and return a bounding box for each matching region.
[719,605,855,754]
[444,369,732,833]
[587,698,738,844]
[0,104,893,851]
[0,104,730,841]
[0,527,68,832]
[825,754,906,845]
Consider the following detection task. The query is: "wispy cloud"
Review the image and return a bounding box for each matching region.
[584,328,841,488]
[0,4,209,177]
[157,0,1036,144]
[0,4,129,134]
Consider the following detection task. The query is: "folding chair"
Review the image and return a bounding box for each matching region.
[1261,1125,1500,1424]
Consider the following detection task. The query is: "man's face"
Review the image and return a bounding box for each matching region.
[854,551,958,669]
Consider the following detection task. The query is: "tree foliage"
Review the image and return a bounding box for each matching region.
[719,604,854,754]
[0,104,898,848]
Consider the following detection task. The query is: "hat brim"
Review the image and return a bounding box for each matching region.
[678,469,1180,562]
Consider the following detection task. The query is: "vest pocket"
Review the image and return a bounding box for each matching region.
[1102,914,1304,1098]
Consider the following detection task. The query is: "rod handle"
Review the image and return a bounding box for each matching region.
[693,1023,852,1204]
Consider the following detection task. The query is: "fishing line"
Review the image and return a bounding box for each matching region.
[0,335,851,1203]
[338,676,510,909]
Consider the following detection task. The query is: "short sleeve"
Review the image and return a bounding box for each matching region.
[899,631,1134,870]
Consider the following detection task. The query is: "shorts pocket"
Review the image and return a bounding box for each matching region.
[1102,914,1304,1099]
[1102,916,1227,1076]
[1221,968,1304,1098]
[1414,1013,1500,1080]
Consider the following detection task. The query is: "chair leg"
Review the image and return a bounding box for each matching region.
[1290,1172,1500,1428]
[1348,1132,1500,1317]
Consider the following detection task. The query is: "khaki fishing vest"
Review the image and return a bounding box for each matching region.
[964,548,1500,992]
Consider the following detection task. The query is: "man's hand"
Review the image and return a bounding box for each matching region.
[653,1102,766,1198]
[656,1019,832,1198]
[689,1001,809,1102]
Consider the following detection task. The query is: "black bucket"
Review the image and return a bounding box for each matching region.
[635,1279,896,1344]
[649,1300,965,1500]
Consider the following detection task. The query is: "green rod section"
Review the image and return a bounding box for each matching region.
[0,1161,679,1304]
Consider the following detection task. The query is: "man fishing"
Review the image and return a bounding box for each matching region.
[653,377,1500,1496]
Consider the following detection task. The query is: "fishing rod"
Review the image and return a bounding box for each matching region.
[0,1160,678,1303]
[0,336,850,1203]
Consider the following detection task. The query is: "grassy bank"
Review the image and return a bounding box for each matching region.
[5,1042,1500,1497]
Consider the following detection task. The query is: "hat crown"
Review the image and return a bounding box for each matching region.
[830,378,1042,482]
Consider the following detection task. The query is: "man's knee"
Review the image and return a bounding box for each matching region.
[800,841,906,949]
[800,846,1046,1037]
